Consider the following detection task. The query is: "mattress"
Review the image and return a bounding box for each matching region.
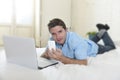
[0,42,120,80]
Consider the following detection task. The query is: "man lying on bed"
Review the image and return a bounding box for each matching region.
[41,18,116,65]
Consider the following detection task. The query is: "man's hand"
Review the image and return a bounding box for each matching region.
[48,48,63,60]
[41,49,50,59]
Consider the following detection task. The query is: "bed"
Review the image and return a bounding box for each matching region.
[0,41,120,80]
[37,41,120,80]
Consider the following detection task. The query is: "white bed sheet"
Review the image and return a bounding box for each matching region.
[36,46,120,80]
[0,45,120,80]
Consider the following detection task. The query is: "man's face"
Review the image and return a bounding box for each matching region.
[49,26,67,45]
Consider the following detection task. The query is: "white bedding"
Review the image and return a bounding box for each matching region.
[36,45,120,80]
[0,44,120,80]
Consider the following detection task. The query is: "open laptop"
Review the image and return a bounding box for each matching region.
[3,36,58,70]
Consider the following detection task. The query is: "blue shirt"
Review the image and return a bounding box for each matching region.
[50,32,98,60]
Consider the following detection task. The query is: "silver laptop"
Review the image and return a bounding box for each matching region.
[3,36,58,70]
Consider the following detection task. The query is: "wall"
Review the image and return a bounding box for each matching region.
[71,0,120,41]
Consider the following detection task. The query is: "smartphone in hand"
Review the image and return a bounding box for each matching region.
[48,41,56,51]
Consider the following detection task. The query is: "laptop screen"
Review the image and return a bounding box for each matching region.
[3,36,38,69]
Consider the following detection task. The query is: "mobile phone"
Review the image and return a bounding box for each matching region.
[48,41,56,51]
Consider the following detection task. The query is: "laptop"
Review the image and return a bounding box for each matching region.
[3,36,58,70]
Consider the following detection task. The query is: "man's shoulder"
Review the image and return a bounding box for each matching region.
[67,32,84,44]
[68,32,79,37]
[68,32,83,40]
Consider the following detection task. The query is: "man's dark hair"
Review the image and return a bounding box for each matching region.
[48,18,67,31]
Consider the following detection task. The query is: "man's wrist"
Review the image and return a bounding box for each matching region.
[57,55,65,63]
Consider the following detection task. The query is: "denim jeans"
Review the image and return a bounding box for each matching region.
[90,32,116,54]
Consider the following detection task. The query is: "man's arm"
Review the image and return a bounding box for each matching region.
[48,49,88,65]
[57,56,87,65]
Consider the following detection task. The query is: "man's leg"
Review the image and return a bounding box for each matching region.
[90,31,106,54]
[90,33,100,43]
[97,31,116,54]
[91,29,106,43]
[91,24,109,43]
[91,23,116,54]
[101,32,116,49]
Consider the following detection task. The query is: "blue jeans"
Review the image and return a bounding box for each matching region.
[91,32,116,54]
